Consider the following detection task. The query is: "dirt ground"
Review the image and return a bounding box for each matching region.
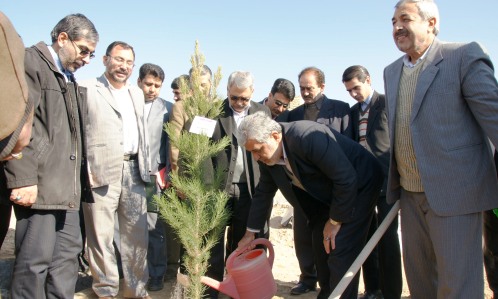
[1,199,494,298]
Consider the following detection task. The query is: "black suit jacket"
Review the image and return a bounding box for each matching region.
[212,99,271,195]
[288,95,352,138]
[350,91,390,194]
[247,121,382,230]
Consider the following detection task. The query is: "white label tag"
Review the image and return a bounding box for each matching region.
[189,116,217,137]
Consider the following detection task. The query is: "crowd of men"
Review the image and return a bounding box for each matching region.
[1,0,498,298]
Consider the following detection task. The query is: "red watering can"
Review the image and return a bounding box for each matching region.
[201,238,277,299]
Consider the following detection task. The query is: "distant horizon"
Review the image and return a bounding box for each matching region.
[2,1,497,107]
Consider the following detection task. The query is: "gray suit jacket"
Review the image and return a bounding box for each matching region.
[384,38,498,216]
[350,91,390,194]
[146,97,172,173]
[80,74,150,188]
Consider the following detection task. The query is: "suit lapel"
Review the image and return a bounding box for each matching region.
[317,96,332,121]
[366,92,380,136]
[147,99,164,126]
[293,105,305,121]
[351,103,360,141]
[248,101,263,115]
[411,39,443,122]
[96,75,121,114]
[385,59,403,133]
[219,99,235,142]
[281,124,303,184]
[130,87,144,127]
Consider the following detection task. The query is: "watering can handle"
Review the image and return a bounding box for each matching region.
[227,238,275,269]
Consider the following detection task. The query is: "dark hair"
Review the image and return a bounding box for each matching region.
[298,66,325,86]
[342,65,370,83]
[270,78,295,101]
[50,13,99,44]
[138,63,165,82]
[171,74,189,89]
[189,65,212,77]
[105,41,135,60]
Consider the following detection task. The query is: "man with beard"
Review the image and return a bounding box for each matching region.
[385,0,498,297]
[286,66,352,296]
[2,13,98,298]
[80,41,151,299]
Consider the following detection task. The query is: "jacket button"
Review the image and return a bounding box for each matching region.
[232,158,236,161]
[70,155,76,160]
[69,202,75,208]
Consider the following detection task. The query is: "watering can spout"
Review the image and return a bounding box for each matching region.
[200,275,240,299]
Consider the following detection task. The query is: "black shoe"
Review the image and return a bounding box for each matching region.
[147,276,164,292]
[358,290,384,299]
[290,282,316,295]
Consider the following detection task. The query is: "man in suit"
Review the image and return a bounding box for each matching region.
[236,112,382,299]
[2,14,98,298]
[343,65,402,299]
[287,66,352,295]
[209,71,271,298]
[385,0,498,297]
[80,41,151,299]
[261,78,296,121]
[137,63,173,292]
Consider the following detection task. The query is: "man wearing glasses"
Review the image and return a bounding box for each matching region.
[80,41,151,299]
[208,71,271,298]
[2,14,98,298]
[261,78,295,121]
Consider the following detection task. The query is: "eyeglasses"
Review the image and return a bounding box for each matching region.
[108,55,135,68]
[274,99,289,109]
[230,95,251,102]
[69,39,95,59]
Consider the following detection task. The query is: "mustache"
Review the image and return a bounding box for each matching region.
[395,29,408,38]
[116,70,129,76]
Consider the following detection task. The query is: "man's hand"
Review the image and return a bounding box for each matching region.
[236,230,256,252]
[323,219,342,254]
[10,185,38,207]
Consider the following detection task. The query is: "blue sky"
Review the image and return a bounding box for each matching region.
[2,1,497,106]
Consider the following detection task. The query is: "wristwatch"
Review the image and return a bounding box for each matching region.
[329,219,341,226]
